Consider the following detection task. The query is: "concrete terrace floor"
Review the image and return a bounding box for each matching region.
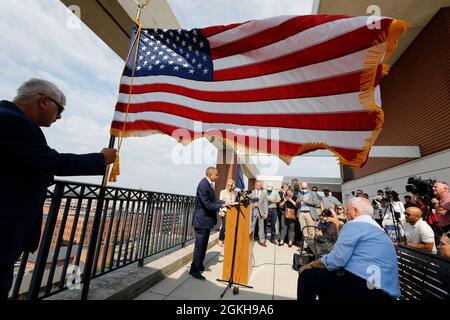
[135,240,299,300]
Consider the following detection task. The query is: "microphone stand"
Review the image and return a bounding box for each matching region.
[216,191,253,298]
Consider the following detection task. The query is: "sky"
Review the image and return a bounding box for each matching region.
[0,0,340,196]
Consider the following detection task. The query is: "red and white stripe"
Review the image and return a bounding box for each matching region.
[112,15,394,165]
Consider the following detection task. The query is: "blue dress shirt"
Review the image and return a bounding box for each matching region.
[320,215,400,297]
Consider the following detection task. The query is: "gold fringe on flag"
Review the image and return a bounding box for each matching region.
[109,18,408,170]
[348,18,408,168]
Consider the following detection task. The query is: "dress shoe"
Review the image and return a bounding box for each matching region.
[189,270,206,280]
[259,242,267,247]
[288,244,293,248]
[271,240,278,245]
[278,242,284,246]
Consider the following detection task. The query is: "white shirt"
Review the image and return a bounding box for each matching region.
[206,177,214,189]
[403,219,437,253]
[382,201,406,221]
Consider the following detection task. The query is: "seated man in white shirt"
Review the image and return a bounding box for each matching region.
[402,206,437,253]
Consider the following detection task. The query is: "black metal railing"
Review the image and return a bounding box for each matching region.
[9,180,196,300]
[397,244,450,300]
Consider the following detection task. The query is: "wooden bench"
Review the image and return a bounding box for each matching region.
[397,245,450,300]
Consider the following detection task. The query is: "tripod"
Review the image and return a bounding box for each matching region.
[216,196,253,298]
[385,199,403,242]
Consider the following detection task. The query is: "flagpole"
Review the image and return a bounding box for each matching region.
[80,1,150,300]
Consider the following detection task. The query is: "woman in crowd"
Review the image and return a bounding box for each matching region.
[383,191,406,221]
[279,189,297,248]
[316,209,339,243]
[218,179,236,247]
[335,205,347,231]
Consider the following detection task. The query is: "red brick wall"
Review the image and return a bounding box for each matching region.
[347,8,450,180]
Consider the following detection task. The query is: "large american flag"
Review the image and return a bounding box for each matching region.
[111,15,407,167]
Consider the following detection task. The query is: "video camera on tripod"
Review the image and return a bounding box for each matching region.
[405,176,442,243]
[405,176,436,208]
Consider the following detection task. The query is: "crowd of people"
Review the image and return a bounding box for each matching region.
[215,178,450,258]
[209,177,450,300]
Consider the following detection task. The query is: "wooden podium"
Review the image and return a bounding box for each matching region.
[221,203,254,286]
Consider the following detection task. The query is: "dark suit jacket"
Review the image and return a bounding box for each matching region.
[0,101,106,264]
[192,178,224,230]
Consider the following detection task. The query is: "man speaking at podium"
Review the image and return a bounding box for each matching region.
[190,167,231,280]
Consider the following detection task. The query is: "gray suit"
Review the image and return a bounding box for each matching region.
[296,191,320,219]
[251,189,268,243]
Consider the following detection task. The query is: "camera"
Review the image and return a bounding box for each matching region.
[405,176,436,207]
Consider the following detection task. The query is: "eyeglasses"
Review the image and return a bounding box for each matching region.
[336,208,343,210]
[405,213,411,217]
[39,93,65,115]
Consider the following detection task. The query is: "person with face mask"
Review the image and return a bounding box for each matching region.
[296,182,321,240]
[266,184,281,244]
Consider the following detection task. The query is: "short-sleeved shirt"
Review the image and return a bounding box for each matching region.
[267,190,281,209]
[322,195,342,210]
[403,219,437,253]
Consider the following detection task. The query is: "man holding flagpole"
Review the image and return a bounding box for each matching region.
[0,78,117,300]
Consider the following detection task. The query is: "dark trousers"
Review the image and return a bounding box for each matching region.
[265,208,278,241]
[280,214,296,243]
[0,262,14,300]
[219,216,226,241]
[297,269,393,302]
[191,228,210,272]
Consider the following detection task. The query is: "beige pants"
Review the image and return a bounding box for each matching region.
[298,211,316,239]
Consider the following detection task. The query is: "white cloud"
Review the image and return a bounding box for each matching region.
[1,0,339,196]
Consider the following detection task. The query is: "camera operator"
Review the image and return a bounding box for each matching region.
[382,190,405,222]
[381,190,406,242]
[403,195,415,209]
[371,190,384,226]
[431,181,450,231]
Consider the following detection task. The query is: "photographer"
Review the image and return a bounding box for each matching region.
[431,181,450,231]
[381,191,406,242]
[279,189,297,247]
[316,209,338,243]
[404,195,415,209]
[382,190,405,222]
[371,190,385,225]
